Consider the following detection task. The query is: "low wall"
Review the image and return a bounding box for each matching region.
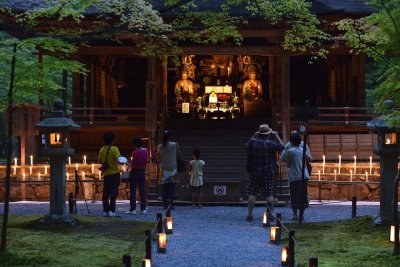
[308,181,381,201]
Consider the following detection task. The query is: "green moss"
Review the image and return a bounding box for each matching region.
[282,217,400,267]
[0,215,154,266]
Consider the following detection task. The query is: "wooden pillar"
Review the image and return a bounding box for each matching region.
[72,72,82,109]
[353,54,366,107]
[146,57,159,159]
[62,70,68,111]
[269,56,290,142]
[162,56,168,115]
[281,55,290,142]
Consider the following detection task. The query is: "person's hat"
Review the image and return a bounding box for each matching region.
[258,124,272,135]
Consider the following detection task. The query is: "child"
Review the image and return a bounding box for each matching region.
[189,149,205,208]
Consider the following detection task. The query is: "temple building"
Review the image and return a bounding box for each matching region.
[0,1,380,202]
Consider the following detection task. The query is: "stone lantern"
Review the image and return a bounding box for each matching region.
[367,100,400,223]
[35,99,80,223]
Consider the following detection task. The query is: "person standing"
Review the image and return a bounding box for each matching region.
[285,131,312,221]
[280,130,311,173]
[126,137,149,215]
[98,132,121,217]
[157,130,179,209]
[189,149,205,208]
[246,124,285,222]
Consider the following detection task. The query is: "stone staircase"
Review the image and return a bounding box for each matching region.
[165,118,290,203]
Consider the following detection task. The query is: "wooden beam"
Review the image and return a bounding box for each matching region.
[77,46,140,56]
[181,45,284,55]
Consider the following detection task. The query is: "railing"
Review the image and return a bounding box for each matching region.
[67,107,146,125]
[62,106,383,126]
[290,106,378,125]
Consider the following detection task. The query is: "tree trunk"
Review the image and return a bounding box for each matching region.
[1,42,17,254]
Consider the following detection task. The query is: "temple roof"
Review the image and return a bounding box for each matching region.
[0,0,373,15]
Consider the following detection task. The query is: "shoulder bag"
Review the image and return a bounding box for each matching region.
[99,145,111,172]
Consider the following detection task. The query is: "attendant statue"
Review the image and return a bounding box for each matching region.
[243,71,263,101]
[175,71,195,102]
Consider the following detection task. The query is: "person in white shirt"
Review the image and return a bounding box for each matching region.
[189,149,205,208]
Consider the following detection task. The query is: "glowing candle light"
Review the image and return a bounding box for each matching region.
[75,163,78,171]
[270,226,281,244]
[29,166,32,175]
[338,155,342,174]
[281,246,289,266]
[91,163,95,174]
[22,173,26,179]
[262,211,270,227]
[66,172,69,180]
[369,156,372,175]
[98,170,102,179]
[30,155,33,166]
[44,165,48,175]
[322,155,325,174]
[83,155,87,165]
[38,172,41,181]
[157,233,167,253]
[142,259,152,267]
[334,170,337,181]
[318,170,321,181]
[13,166,16,175]
[353,156,357,174]
[350,170,353,182]
[82,171,85,180]
[165,217,173,234]
[14,157,17,166]
[366,171,369,182]
[68,156,71,165]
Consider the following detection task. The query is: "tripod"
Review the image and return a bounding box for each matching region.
[74,169,90,214]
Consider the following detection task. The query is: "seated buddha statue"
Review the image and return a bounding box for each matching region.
[242,71,263,101]
[175,71,195,103]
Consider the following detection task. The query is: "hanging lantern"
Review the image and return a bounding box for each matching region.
[165,216,173,234]
[141,258,152,267]
[270,226,281,244]
[281,245,289,266]
[390,224,400,242]
[262,211,270,227]
[157,233,167,253]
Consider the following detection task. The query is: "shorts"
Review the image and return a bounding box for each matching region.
[247,174,273,197]
[192,186,202,194]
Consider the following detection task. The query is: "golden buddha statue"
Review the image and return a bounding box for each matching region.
[243,71,263,101]
[175,71,195,102]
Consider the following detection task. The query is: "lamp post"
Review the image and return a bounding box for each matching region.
[367,100,400,224]
[35,100,80,223]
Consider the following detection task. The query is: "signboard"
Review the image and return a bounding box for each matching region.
[213,186,227,195]
[182,102,190,113]
[145,81,157,131]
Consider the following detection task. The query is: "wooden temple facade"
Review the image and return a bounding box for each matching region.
[1,1,382,202]
[69,6,370,157]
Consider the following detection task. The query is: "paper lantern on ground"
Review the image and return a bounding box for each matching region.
[281,245,288,266]
[142,259,151,267]
[165,216,173,234]
[157,233,167,253]
[262,211,270,227]
[390,224,400,242]
[270,226,281,244]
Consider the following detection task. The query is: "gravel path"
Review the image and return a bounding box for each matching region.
[0,200,381,267]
